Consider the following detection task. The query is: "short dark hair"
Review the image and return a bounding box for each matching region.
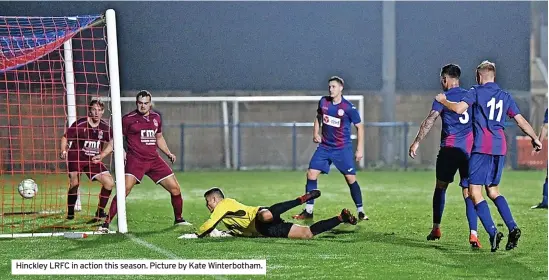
[136,90,152,102]
[204,187,225,199]
[328,76,344,86]
[440,64,461,79]
[89,98,105,109]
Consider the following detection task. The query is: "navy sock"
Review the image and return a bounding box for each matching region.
[347,181,363,208]
[305,179,317,205]
[464,197,477,232]
[475,200,497,238]
[432,188,446,224]
[543,176,548,205]
[493,196,517,231]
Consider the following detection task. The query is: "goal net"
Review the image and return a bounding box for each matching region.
[0,10,125,237]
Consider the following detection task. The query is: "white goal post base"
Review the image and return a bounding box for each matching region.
[0,230,116,239]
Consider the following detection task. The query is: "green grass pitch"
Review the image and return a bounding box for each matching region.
[0,170,547,279]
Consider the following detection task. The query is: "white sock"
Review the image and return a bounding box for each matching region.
[305,204,314,214]
[470,230,478,236]
[357,206,364,213]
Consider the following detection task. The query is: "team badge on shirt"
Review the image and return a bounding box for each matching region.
[337,109,345,116]
[98,130,103,140]
[153,119,158,127]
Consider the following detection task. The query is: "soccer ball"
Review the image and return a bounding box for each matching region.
[18,179,38,199]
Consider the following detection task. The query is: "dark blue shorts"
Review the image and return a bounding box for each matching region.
[308,145,356,175]
[435,147,469,187]
[468,153,505,186]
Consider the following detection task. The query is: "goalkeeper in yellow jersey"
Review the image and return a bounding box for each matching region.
[178,188,357,239]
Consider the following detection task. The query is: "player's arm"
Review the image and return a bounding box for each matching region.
[92,139,114,163]
[409,109,440,159]
[539,122,548,143]
[435,93,469,114]
[194,203,230,238]
[156,133,176,163]
[540,110,548,142]
[347,105,364,161]
[313,99,323,143]
[354,122,364,161]
[60,122,77,159]
[514,114,542,151]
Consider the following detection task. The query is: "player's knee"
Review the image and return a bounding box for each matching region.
[306,169,320,180]
[435,180,449,189]
[485,186,500,200]
[258,210,273,223]
[344,175,356,184]
[468,185,483,198]
[302,228,314,239]
[462,188,470,199]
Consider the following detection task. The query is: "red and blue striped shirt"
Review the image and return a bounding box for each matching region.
[317,96,361,149]
[432,87,473,156]
[461,82,520,156]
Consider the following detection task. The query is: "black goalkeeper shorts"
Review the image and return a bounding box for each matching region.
[255,207,294,238]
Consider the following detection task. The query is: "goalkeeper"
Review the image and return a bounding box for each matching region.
[179,188,357,239]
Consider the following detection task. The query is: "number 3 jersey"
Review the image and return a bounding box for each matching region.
[122,110,163,160]
[461,82,520,156]
[432,87,473,156]
[316,96,361,149]
[65,117,112,160]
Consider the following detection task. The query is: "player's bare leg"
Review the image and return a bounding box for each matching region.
[66,172,80,220]
[427,180,448,241]
[99,175,137,231]
[344,174,367,221]
[462,187,481,248]
[90,173,114,222]
[485,185,521,251]
[292,169,321,220]
[288,209,357,239]
[469,184,503,252]
[158,175,191,226]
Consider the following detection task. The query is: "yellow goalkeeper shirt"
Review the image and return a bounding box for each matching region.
[197,198,261,237]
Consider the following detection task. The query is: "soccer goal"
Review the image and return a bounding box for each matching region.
[0,9,127,238]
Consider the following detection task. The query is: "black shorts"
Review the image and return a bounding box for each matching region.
[435,147,469,187]
[255,207,294,238]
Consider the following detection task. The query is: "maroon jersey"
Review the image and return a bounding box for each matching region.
[122,110,163,160]
[65,117,112,161]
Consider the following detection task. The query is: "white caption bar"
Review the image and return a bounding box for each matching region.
[12,260,266,275]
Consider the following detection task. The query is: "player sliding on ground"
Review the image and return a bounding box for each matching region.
[409,64,480,248]
[178,188,357,239]
[435,60,542,252]
[60,99,115,222]
[97,90,191,232]
[293,76,367,221]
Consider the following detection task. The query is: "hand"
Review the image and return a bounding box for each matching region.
[355,149,363,162]
[167,153,176,164]
[435,93,447,103]
[209,229,233,238]
[409,142,419,159]
[178,233,198,239]
[60,150,67,159]
[313,134,322,143]
[92,155,102,164]
[532,138,542,152]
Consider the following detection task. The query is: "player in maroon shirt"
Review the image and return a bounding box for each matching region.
[60,99,114,221]
[98,90,191,231]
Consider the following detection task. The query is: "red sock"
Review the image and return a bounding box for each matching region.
[171,194,183,220]
[98,187,112,212]
[106,195,118,224]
